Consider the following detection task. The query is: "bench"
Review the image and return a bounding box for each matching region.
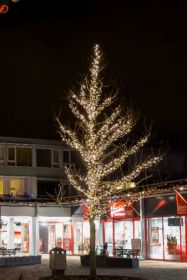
[0,248,17,257]
[113,248,140,258]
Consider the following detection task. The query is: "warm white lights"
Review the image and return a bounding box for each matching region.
[57,44,162,218]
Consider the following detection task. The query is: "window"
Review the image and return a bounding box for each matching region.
[16,147,32,166]
[63,151,70,164]
[10,179,21,195]
[37,149,51,167]
[0,180,4,194]
[8,147,15,166]
[8,146,32,166]
[0,146,5,165]
[37,180,60,197]
[52,150,60,168]
[37,148,60,168]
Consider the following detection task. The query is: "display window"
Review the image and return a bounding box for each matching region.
[48,224,56,251]
[114,220,133,249]
[146,216,187,261]
[103,218,140,256]
[22,223,29,253]
[0,220,7,248]
[103,220,113,255]
[73,222,83,254]
[72,220,100,255]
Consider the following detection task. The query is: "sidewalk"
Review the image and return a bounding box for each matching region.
[0,255,187,280]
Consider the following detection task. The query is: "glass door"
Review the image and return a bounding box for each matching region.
[147,217,163,259]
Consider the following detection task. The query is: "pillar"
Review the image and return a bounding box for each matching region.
[29,217,39,255]
[7,217,14,249]
[140,196,146,259]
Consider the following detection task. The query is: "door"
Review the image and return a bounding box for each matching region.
[147,217,163,259]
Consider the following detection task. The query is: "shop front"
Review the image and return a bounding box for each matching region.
[39,217,73,254]
[0,217,30,253]
[39,217,100,255]
[72,219,100,255]
[103,218,141,255]
[102,200,141,255]
[145,192,187,261]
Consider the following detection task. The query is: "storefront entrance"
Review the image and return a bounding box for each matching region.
[146,216,187,261]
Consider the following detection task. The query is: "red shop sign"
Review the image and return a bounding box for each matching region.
[82,203,90,221]
[110,200,134,219]
[176,191,187,215]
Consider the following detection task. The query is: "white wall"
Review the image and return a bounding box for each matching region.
[1,205,71,217]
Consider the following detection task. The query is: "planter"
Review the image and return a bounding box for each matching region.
[40,276,145,280]
[80,255,139,268]
[0,255,41,267]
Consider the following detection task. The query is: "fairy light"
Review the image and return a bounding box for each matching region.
[57,44,162,219]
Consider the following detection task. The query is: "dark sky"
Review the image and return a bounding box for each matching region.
[1,0,187,148]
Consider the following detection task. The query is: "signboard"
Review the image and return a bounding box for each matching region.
[82,203,90,221]
[151,227,159,244]
[131,239,141,250]
[176,191,187,215]
[110,200,134,219]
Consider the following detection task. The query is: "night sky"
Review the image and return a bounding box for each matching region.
[1,0,187,148]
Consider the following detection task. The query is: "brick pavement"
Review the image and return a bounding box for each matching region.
[0,256,187,280]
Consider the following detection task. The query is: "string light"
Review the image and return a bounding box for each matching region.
[57,44,163,218]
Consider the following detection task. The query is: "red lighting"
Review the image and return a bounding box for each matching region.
[0,4,9,14]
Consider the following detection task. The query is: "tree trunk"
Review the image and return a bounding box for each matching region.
[89,216,96,279]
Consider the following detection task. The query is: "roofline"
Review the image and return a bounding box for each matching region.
[0,136,65,146]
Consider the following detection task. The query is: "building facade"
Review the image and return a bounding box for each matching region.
[0,136,187,262]
[0,136,73,255]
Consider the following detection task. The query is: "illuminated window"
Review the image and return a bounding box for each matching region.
[0,180,4,194]
[10,179,21,195]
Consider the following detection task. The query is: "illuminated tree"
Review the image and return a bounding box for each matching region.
[57,45,162,278]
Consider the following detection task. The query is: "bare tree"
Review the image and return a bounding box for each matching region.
[56,44,162,278]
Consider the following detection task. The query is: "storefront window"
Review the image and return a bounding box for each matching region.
[134,220,141,239]
[181,217,186,260]
[163,217,184,261]
[0,220,7,248]
[63,223,72,253]
[83,221,90,254]
[22,223,29,253]
[48,224,56,251]
[104,221,113,255]
[74,222,83,254]
[114,220,133,249]
[147,216,186,261]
